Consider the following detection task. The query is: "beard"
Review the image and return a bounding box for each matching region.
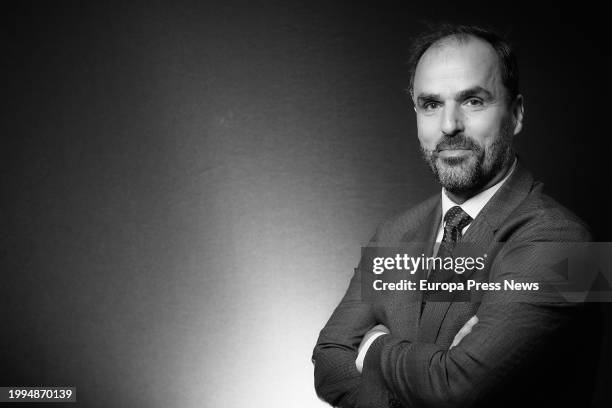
[420,119,514,194]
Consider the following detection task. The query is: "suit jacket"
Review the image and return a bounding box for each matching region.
[312,161,602,408]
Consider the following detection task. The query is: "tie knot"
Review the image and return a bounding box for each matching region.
[444,206,472,232]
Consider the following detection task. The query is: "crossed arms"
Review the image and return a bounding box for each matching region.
[312,223,591,408]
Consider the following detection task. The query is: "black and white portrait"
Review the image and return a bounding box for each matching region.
[3,2,611,407]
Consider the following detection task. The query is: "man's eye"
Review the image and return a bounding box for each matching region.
[465,98,484,106]
[423,102,441,110]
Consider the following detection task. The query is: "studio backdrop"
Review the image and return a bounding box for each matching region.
[3,2,611,407]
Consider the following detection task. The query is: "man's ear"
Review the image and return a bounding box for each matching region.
[512,94,524,135]
[409,89,417,114]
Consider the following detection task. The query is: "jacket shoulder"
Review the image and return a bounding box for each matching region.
[373,194,439,243]
[502,181,593,242]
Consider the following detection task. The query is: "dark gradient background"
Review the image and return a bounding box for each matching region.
[3,2,611,407]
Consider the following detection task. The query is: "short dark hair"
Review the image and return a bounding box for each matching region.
[407,24,519,101]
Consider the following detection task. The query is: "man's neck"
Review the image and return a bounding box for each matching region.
[445,156,516,205]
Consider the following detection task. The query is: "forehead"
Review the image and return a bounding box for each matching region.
[413,37,503,97]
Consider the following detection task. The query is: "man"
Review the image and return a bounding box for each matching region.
[312,25,601,408]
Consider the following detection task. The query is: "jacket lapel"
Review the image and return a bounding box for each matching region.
[418,160,535,343]
[390,198,441,341]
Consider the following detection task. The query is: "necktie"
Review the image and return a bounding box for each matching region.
[422,206,473,307]
[436,205,473,260]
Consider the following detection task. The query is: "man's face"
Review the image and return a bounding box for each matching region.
[412,36,522,193]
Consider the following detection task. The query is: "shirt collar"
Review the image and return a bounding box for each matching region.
[441,157,517,221]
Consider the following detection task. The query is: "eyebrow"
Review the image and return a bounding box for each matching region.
[416,86,495,105]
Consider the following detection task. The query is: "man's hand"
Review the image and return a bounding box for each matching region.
[356,324,390,373]
[450,315,478,349]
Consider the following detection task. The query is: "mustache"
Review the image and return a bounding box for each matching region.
[435,134,481,152]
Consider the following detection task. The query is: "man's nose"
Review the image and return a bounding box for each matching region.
[440,103,464,136]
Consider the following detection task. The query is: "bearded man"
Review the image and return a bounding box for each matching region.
[312,25,602,408]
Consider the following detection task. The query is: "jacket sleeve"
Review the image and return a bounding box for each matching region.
[312,261,378,407]
[360,299,581,407]
[358,221,592,408]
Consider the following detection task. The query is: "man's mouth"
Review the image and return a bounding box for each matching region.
[437,145,471,152]
[437,148,472,158]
